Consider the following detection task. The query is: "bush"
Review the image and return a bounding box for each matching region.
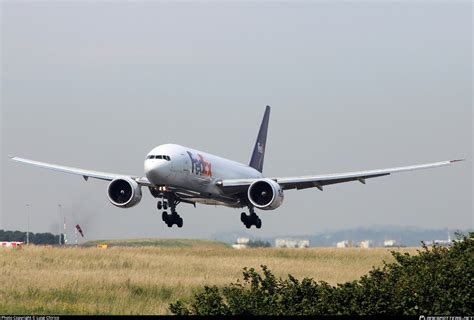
[170,234,473,315]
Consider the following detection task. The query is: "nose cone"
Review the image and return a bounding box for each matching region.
[144,159,171,184]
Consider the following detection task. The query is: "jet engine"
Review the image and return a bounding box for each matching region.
[247,179,284,210]
[107,178,142,208]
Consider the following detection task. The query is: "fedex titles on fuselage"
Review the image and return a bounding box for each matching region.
[187,151,212,178]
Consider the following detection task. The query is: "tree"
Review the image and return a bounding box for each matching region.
[0,229,63,245]
[247,239,271,248]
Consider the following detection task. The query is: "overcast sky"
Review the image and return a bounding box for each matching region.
[1,1,472,241]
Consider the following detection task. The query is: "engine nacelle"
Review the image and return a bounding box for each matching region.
[107,178,142,208]
[247,179,284,210]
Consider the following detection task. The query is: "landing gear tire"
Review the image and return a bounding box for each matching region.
[241,209,262,229]
[177,217,183,228]
[163,202,168,210]
[157,201,163,210]
[162,211,183,228]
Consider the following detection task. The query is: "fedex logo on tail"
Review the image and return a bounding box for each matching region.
[187,151,212,177]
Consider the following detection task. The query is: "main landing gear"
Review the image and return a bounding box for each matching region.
[241,207,262,229]
[157,194,183,228]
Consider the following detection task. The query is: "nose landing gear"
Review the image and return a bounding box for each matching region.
[157,200,168,211]
[241,207,262,229]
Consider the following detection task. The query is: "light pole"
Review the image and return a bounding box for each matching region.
[26,204,30,245]
[58,204,62,245]
[63,216,68,246]
[74,227,78,246]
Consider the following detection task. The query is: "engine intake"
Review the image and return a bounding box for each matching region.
[247,179,284,210]
[107,178,142,208]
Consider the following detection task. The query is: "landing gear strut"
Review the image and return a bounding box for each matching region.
[241,207,262,229]
[158,193,183,228]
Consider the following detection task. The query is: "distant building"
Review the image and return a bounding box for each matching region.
[424,233,452,247]
[275,239,309,248]
[359,240,372,249]
[236,238,250,245]
[383,240,397,247]
[336,240,350,248]
[232,237,250,249]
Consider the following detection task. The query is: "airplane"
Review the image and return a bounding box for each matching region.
[9,106,464,229]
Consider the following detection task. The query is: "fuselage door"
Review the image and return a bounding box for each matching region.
[169,154,179,174]
[182,153,190,175]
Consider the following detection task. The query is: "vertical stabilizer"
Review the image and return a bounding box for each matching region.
[249,106,271,173]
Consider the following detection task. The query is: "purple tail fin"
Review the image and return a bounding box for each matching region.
[249,106,271,173]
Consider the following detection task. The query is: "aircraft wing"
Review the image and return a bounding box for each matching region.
[9,156,153,187]
[219,159,464,191]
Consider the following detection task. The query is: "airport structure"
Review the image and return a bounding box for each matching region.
[424,233,452,247]
[232,237,250,249]
[275,238,309,248]
[0,242,24,248]
[383,239,398,247]
[359,240,372,249]
[336,240,350,248]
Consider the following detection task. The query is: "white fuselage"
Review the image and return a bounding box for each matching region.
[144,144,262,206]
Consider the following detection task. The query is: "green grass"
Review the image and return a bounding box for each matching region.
[0,239,418,315]
[81,238,231,248]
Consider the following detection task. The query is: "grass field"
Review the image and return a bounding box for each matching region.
[0,239,419,315]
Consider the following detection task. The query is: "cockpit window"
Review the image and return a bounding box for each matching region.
[147,155,171,160]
